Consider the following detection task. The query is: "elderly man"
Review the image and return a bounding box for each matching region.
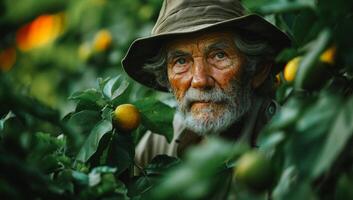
[122,0,290,167]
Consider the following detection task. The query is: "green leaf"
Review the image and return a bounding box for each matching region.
[114,179,130,200]
[285,93,340,178]
[264,97,306,131]
[274,14,294,40]
[90,166,117,174]
[272,166,298,200]
[1,0,66,24]
[112,79,130,100]
[335,15,353,71]
[107,133,135,175]
[185,138,247,170]
[135,98,175,143]
[276,48,298,62]
[150,166,207,200]
[145,155,181,176]
[0,111,15,131]
[291,10,320,46]
[273,167,317,200]
[294,29,331,90]
[38,154,63,173]
[103,76,120,99]
[295,95,339,134]
[132,125,149,145]
[67,110,101,134]
[128,175,160,197]
[149,138,248,199]
[101,106,113,122]
[335,174,353,200]
[69,88,102,102]
[88,166,117,187]
[72,170,89,186]
[31,132,66,156]
[243,0,315,14]
[312,97,353,178]
[242,0,275,11]
[261,1,315,15]
[258,131,285,151]
[76,120,113,162]
[98,77,111,93]
[75,99,102,112]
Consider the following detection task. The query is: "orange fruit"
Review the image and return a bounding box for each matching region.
[27,15,55,49]
[0,47,16,71]
[16,24,32,51]
[320,46,336,65]
[114,104,141,132]
[16,13,65,51]
[93,29,112,52]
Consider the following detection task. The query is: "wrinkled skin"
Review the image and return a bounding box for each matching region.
[167,32,245,97]
[166,30,273,136]
[166,31,271,135]
[167,32,246,126]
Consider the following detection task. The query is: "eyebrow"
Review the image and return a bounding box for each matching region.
[166,40,233,61]
[167,50,191,62]
[204,40,233,53]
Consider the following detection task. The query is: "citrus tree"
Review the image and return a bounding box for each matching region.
[1,0,353,199]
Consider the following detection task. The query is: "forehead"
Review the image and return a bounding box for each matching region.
[166,31,236,51]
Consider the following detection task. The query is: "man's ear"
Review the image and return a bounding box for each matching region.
[251,63,272,89]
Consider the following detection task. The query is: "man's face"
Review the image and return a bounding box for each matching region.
[166,31,253,135]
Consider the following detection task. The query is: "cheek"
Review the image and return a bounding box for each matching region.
[211,57,245,89]
[211,67,242,89]
[168,69,192,101]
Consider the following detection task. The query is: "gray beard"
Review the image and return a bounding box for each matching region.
[174,80,253,136]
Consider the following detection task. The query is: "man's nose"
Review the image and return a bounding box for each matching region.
[191,58,214,89]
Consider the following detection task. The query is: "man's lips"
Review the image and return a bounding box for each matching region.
[191,101,209,104]
[189,102,211,112]
[190,101,222,108]
[188,101,226,115]
[191,100,210,104]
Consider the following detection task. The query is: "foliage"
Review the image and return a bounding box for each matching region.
[0,0,353,199]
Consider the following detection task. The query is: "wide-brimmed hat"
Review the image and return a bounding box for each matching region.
[122,0,291,92]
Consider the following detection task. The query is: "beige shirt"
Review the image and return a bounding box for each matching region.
[134,111,184,168]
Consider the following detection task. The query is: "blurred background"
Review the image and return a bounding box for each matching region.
[0,0,164,117]
[1,0,353,199]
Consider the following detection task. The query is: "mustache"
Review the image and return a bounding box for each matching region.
[180,87,231,110]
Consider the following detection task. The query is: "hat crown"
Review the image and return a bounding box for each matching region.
[152,0,245,35]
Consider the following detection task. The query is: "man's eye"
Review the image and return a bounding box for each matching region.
[176,58,187,65]
[215,52,226,59]
[171,57,189,74]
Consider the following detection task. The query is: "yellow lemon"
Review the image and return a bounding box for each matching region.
[284,57,302,82]
[320,46,336,65]
[114,104,141,132]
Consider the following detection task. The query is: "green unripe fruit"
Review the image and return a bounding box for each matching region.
[234,150,274,191]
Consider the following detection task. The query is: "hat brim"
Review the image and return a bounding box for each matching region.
[122,14,291,92]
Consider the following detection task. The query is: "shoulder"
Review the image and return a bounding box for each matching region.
[134,111,186,168]
[135,131,179,168]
